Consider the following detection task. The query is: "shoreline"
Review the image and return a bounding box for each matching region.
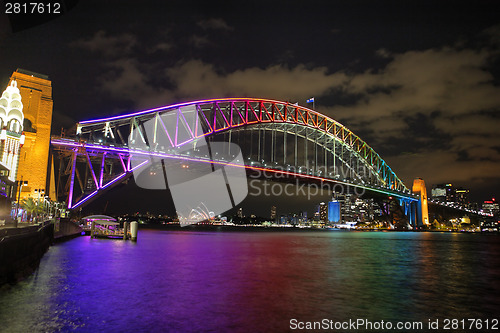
[137,223,489,233]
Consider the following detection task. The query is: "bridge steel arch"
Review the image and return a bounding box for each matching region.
[52,98,415,211]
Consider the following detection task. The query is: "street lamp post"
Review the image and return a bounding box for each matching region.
[44,196,50,218]
[34,188,45,223]
[15,178,28,228]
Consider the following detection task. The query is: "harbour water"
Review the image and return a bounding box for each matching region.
[1,230,499,332]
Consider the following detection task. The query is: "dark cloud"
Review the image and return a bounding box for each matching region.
[150,42,173,53]
[483,25,500,48]
[375,48,392,58]
[100,59,151,97]
[94,58,349,109]
[71,30,137,57]
[197,18,233,31]
[165,60,348,102]
[189,35,211,48]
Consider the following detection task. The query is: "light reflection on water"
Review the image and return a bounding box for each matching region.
[0,230,499,332]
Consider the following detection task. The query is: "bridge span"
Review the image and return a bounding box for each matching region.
[50,98,440,226]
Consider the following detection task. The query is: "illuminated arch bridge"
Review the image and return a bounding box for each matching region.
[51,98,418,212]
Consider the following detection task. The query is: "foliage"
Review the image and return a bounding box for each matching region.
[20,197,44,221]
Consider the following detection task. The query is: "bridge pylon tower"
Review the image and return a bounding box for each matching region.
[9,69,54,201]
[412,178,430,227]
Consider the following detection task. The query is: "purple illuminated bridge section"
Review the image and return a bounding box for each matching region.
[51,98,417,210]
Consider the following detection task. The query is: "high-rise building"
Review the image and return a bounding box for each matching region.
[313,211,320,221]
[328,200,341,223]
[334,192,354,222]
[482,198,499,215]
[9,69,54,200]
[455,188,470,208]
[431,185,446,202]
[301,211,307,222]
[431,183,454,203]
[319,202,327,222]
[270,205,276,221]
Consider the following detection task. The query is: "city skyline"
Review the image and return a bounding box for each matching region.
[1,0,499,215]
[1,3,499,326]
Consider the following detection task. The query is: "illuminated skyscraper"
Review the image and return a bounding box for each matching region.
[301,211,307,222]
[270,205,276,221]
[328,200,340,223]
[455,188,470,208]
[319,202,327,222]
[482,198,499,215]
[431,183,454,203]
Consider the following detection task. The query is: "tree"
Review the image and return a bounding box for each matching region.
[20,197,43,222]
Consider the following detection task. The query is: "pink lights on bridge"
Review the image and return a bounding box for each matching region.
[55,97,413,211]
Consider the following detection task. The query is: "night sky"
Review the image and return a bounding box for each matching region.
[1,0,499,216]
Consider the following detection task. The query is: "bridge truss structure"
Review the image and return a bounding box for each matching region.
[51,98,417,215]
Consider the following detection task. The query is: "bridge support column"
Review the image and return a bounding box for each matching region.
[400,198,417,228]
[409,201,417,228]
[412,178,430,228]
